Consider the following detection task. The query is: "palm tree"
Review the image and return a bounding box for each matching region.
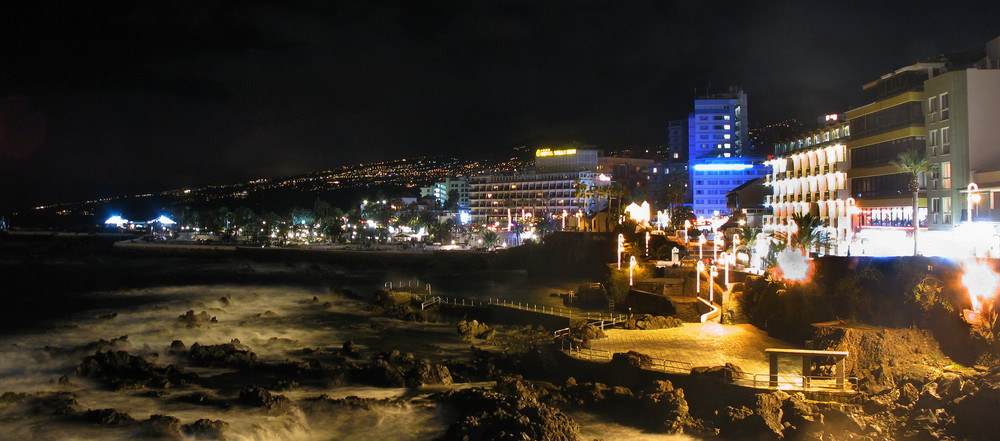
[891,150,934,256]
[773,213,832,254]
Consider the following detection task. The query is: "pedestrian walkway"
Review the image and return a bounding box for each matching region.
[586,322,796,375]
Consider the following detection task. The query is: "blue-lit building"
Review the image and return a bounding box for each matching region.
[690,158,769,217]
[687,87,763,216]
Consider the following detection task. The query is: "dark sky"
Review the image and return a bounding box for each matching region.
[1,0,997,209]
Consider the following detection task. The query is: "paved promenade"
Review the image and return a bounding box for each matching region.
[586,322,802,380]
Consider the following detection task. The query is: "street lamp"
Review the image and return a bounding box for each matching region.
[684,220,691,244]
[788,220,798,248]
[696,260,705,296]
[720,251,730,286]
[629,256,637,286]
[617,233,625,270]
[713,229,720,260]
[968,182,982,223]
[733,233,742,269]
[698,234,706,259]
[709,264,718,303]
[562,209,567,230]
[645,231,650,257]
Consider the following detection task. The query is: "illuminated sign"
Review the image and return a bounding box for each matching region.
[536,148,578,157]
[692,163,753,171]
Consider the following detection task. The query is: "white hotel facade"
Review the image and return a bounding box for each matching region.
[763,119,855,255]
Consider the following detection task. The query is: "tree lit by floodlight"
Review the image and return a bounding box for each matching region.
[774,248,811,281]
[962,260,999,322]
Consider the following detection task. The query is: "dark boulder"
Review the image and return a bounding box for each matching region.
[77,350,195,390]
[78,408,135,426]
[188,340,258,369]
[182,418,231,440]
[405,361,453,388]
[138,414,182,438]
[238,386,290,411]
[435,387,580,441]
[690,363,745,383]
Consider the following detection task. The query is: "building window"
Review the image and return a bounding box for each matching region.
[942,162,952,189]
[941,127,950,154]
[932,198,940,213]
[928,129,938,156]
[928,96,938,123]
[942,197,952,224]
[940,93,949,121]
[673,153,679,159]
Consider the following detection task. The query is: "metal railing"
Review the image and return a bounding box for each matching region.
[744,373,858,392]
[414,292,629,323]
[648,357,693,374]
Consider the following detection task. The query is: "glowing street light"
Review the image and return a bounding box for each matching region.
[696,260,705,296]
[713,229,720,260]
[968,182,982,223]
[709,264,718,303]
[645,231,650,257]
[720,252,730,286]
[617,233,625,270]
[562,209,568,230]
[788,220,798,248]
[684,220,691,244]
[698,234,706,260]
[629,256,638,286]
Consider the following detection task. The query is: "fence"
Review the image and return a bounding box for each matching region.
[744,373,859,392]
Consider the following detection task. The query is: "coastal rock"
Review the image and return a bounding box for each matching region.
[458,320,490,339]
[637,381,692,433]
[176,310,216,327]
[342,340,361,358]
[77,350,195,390]
[718,392,785,440]
[79,408,136,426]
[610,351,653,369]
[436,387,581,441]
[629,314,684,330]
[138,414,182,438]
[898,382,920,407]
[690,363,745,383]
[351,359,406,387]
[188,340,258,369]
[405,361,453,387]
[238,386,290,411]
[182,418,231,440]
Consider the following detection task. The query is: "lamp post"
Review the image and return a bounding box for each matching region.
[699,234,706,260]
[968,182,981,223]
[562,209,567,230]
[645,231,650,257]
[788,220,798,248]
[713,229,720,260]
[617,233,625,270]
[720,252,730,286]
[684,219,691,244]
[696,260,704,296]
[709,264,718,303]
[576,211,583,231]
[629,256,637,286]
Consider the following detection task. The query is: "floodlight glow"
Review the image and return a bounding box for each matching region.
[963,261,999,314]
[104,215,128,227]
[774,248,811,281]
[149,215,176,225]
[692,163,753,172]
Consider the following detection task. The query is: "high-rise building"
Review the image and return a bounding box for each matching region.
[468,148,610,225]
[688,87,749,160]
[687,87,765,217]
[925,37,1000,229]
[846,62,944,230]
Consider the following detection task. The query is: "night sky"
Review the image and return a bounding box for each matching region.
[1,1,997,210]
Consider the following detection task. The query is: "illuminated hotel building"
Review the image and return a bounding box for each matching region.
[690,158,769,217]
[468,148,611,224]
[845,62,943,230]
[687,87,757,216]
[763,118,851,254]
